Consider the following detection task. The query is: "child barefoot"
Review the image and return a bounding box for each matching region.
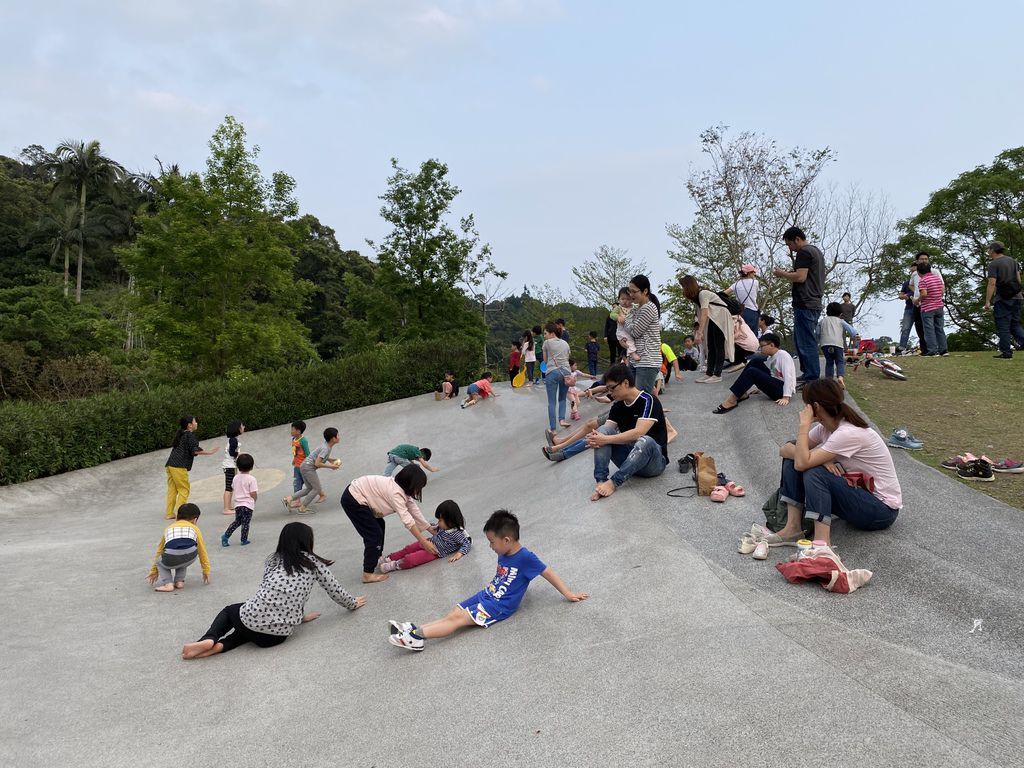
[148,503,210,592]
[565,357,597,421]
[387,510,587,651]
[182,523,365,660]
[435,370,460,401]
[379,500,472,573]
[222,453,257,547]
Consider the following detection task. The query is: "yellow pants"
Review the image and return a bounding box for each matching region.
[165,466,190,518]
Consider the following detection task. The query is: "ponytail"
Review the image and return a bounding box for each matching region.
[801,381,868,428]
[172,415,194,448]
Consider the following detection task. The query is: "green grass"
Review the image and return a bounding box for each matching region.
[844,351,1024,512]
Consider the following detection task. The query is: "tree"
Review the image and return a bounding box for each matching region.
[47,140,125,303]
[870,147,1024,346]
[571,245,648,308]
[353,158,492,344]
[119,117,316,377]
[0,156,51,288]
[662,125,893,331]
[290,214,374,360]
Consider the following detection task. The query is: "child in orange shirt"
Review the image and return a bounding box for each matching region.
[461,372,498,409]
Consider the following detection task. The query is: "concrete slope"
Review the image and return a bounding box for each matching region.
[0,378,1020,768]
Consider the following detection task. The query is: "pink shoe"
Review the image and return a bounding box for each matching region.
[571,411,581,421]
[710,485,729,503]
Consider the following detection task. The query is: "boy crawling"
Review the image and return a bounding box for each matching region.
[387,510,587,651]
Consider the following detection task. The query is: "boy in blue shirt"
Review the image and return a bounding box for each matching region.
[387,510,588,651]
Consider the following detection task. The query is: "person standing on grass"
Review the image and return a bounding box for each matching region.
[164,416,220,520]
[897,267,918,354]
[839,292,856,324]
[983,241,1024,359]
[679,275,732,383]
[774,227,824,383]
[909,252,940,355]
[340,464,434,583]
[542,322,573,430]
[914,263,948,356]
[621,274,663,394]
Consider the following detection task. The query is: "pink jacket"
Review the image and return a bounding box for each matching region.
[349,475,429,529]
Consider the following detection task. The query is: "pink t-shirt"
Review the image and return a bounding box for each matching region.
[231,472,259,510]
[918,272,944,313]
[809,422,903,510]
[473,378,494,398]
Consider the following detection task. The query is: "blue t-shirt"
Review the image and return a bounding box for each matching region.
[474,547,546,616]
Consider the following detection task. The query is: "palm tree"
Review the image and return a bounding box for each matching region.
[39,203,80,298]
[48,140,125,303]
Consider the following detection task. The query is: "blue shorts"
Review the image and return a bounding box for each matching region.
[458,591,514,627]
[467,383,480,396]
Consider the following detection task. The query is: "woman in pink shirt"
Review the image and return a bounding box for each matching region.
[340,465,434,583]
[765,379,902,546]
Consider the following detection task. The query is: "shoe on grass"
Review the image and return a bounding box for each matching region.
[982,456,1024,474]
[888,427,923,451]
[956,459,995,482]
[940,453,976,470]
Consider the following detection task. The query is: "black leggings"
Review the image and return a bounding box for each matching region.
[200,603,287,654]
[224,506,252,542]
[705,323,725,376]
[342,487,386,574]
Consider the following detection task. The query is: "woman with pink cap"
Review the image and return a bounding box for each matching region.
[725,264,760,335]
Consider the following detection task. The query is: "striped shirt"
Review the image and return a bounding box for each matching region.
[431,527,473,558]
[624,302,662,368]
[917,272,944,312]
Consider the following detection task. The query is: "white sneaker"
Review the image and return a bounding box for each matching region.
[379,560,400,573]
[388,619,414,635]
[388,629,424,651]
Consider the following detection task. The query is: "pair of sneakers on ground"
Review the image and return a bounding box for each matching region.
[737,523,808,561]
[941,453,1023,481]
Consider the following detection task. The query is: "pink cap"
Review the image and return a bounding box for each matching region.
[741,263,758,275]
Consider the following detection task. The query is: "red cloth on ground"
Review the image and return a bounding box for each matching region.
[775,546,873,593]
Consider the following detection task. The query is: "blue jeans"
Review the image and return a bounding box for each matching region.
[921,308,947,355]
[898,305,915,349]
[993,298,1024,355]
[780,458,898,530]
[592,425,667,487]
[545,366,570,429]
[741,307,759,336]
[633,366,659,395]
[383,453,411,477]
[292,467,303,494]
[729,359,782,400]
[588,359,598,376]
[822,345,845,378]
[793,307,821,380]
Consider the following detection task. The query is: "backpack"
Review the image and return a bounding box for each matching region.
[761,488,814,537]
[715,291,743,316]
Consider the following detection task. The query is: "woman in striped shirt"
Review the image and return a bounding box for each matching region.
[621,274,663,395]
[379,499,472,572]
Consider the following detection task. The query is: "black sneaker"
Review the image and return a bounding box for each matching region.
[994,353,1013,359]
[957,459,995,482]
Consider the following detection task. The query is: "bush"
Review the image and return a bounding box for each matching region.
[0,338,480,485]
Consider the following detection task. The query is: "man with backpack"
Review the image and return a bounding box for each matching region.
[774,227,825,385]
[984,241,1024,359]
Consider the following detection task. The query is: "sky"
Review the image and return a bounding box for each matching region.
[4,0,1024,335]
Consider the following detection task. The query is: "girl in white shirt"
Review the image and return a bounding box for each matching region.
[725,264,760,335]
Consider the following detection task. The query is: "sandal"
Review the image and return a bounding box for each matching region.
[724,481,745,497]
[710,485,729,502]
[941,453,977,470]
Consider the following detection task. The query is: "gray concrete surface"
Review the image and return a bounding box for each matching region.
[1,374,1021,768]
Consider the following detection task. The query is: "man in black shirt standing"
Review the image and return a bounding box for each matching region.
[584,364,669,501]
[774,226,824,383]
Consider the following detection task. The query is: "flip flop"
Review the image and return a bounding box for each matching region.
[712,403,738,414]
[710,485,729,502]
[724,481,746,497]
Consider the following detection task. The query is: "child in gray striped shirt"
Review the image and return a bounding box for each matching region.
[379,500,471,573]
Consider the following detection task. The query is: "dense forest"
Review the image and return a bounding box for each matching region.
[0,117,615,402]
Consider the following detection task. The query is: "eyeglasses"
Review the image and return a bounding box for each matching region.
[627,287,640,295]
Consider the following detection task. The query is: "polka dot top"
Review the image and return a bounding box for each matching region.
[239,552,358,636]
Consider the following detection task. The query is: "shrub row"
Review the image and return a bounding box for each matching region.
[0,339,482,485]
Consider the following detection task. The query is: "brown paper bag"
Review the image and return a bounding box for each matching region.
[696,452,718,496]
